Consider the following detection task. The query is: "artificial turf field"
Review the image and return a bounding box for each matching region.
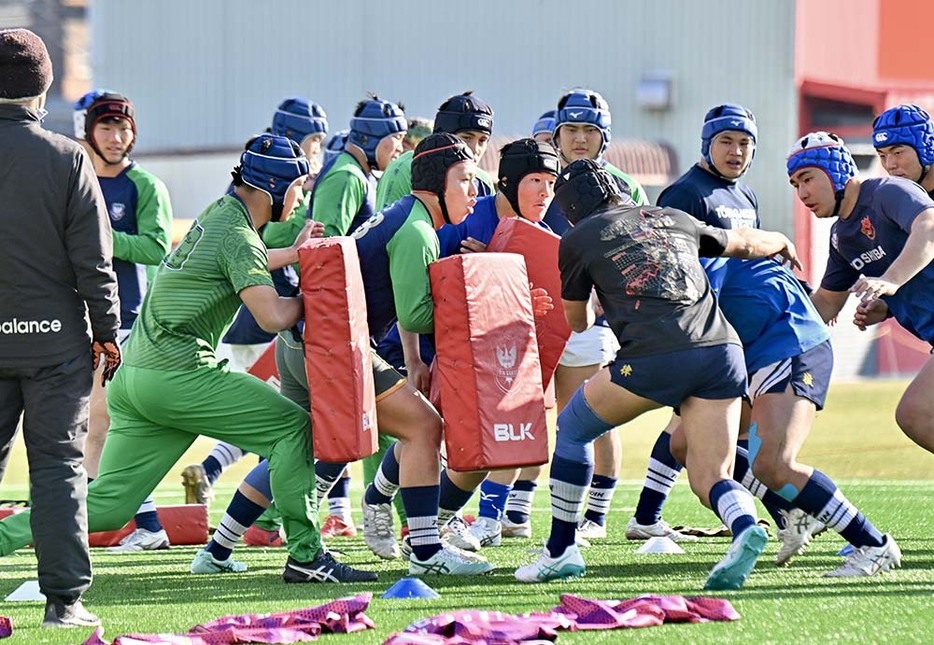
[0,379,931,644]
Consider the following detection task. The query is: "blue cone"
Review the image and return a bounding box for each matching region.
[838,543,855,556]
[381,577,440,599]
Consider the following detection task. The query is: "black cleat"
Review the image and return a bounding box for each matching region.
[282,550,378,583]
[41,598,101,628]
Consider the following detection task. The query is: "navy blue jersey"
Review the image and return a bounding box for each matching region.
[437,194,499,257]
[657,164,759,230]
[821,176,934,343]
[704,257,829,372]
[354,195,439,342]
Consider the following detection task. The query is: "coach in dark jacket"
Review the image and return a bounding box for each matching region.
[0,28,120,628]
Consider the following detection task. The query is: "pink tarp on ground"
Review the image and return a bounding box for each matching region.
[0,616,11,639]
[382,594,740,644]
[82,594,374,645]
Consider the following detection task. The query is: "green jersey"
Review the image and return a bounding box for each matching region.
[308,151,375,237]
[605,162,648,206]
[375,150,494,211]
[124,195,274,370]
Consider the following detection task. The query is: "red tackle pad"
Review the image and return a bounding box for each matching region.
[430,253,548,471]
[299,237,378,462]
[487,218,571,393]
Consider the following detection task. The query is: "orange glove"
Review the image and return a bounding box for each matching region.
[92,340,122,386]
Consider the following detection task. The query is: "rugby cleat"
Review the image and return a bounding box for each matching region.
[626,517,699,542]
[41,599,100,628]
[468,516,503,547]
[441,515,481,552]
[181,463,213,505]
[501,516,532,538]
[776,508,825,566]
[515,543,586,583]
[704,525,768,590]
[320,514,358,538]
[283,551,378,583]
[362,500,400,559]
[576,517,607,540]
[107,528,170,552]
[243,525,285,547]
[409,543,493,576]
[825,534,901,577]
[190,549,247,574]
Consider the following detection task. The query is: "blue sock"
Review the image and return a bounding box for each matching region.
[634,431,683,525]
[793,470,884,548]
[478,480,511,521]
[547,455,593,557]
[709,479,758,541]
[365,448,400,505]
[400,485,442,561]
[202,455,223,484]
[584,474,617,526]
[506,480,537,524]
[206,491,265,561]
[733,446,792,529]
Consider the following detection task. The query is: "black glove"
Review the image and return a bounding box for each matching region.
[92,340,122,386]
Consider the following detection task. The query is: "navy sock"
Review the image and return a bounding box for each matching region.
[133,510,161,533]
[315,461,348,484]
[634,431,683,525]
[546,455,592,557]
[793,470,884,548]
[506,480,537,524]
[400,485,442,561]
[365,448,400,505]
[328,475,350,500]
[584,474,617,525]
[206,491,265,561]
[709,479,757,540]
[438,470,475,522]
[202,455,223,484]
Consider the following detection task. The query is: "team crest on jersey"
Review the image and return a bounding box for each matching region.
[860,216,876,240]
[494,342,519,394]
[110,202,126,221]
[620,364,633,377]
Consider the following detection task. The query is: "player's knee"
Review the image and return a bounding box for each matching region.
[895,395,931,439]
[750,455,788,490]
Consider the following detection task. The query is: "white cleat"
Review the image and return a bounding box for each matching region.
[576,517,607,540]
[107,528,170,552]
[626,517,699,543]
[501,516,532,538]
[190,548,247,574]
[776,508,826,566]
[442,515,481,552]
[409,543,493,576]
[515,543,586,583]
[469,517,503,547]
[825,534,901,577]
[361,500,400,560]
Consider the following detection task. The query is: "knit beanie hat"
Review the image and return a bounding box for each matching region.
[0,28,53,100]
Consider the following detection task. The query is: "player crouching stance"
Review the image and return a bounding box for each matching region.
[515,160,801,590]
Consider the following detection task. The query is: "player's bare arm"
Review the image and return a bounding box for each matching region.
[239,284,302,333]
